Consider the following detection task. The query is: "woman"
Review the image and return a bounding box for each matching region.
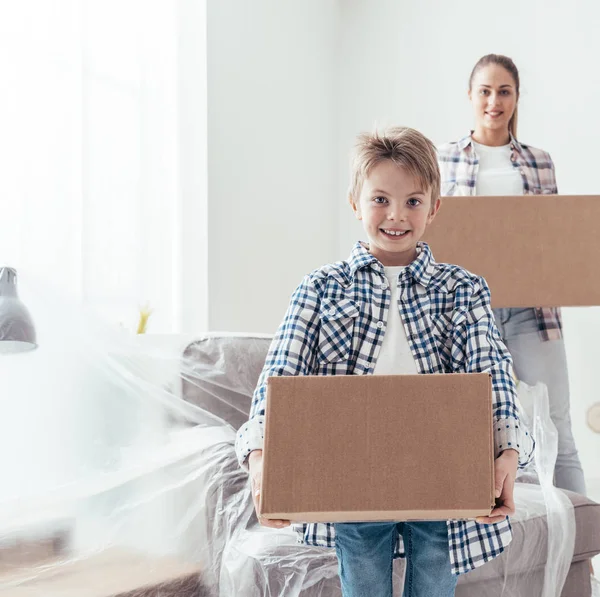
[438,53,586,495]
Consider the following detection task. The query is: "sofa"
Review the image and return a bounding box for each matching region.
[181,333,600,597]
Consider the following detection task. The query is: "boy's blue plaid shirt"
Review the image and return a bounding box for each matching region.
[236,241,535,575]
[438,132,562,342]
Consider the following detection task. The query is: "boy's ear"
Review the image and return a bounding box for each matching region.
[426,197,442,224]
[350,196,362,220]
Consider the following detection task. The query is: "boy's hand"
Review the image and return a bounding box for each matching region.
[476,449,518,525]
[248,450,291,529]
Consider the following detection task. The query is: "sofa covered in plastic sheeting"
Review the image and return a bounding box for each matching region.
[3,325,595,596]
[182,333,600,597]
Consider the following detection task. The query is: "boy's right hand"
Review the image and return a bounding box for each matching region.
[248,450,291,529]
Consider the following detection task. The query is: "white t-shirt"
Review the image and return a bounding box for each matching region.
[373,265,419,375]
[473,141,523,196]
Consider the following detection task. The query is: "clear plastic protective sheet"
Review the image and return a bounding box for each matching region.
[457,380,577,596]
[0,273,583,597]
[514,381,577,596]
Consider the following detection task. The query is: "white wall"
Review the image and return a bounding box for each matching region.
[207,0,339,333]
[334,0,600,488]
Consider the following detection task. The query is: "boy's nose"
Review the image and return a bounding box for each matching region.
[387,212,406,222]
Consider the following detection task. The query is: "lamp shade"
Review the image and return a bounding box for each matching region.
[0,267,37,353]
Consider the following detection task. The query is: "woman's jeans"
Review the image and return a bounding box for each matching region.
[493,307,586,495]
[334,520,457,597]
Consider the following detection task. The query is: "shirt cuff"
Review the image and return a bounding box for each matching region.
[235,416,265,469]
[493,417,530,465]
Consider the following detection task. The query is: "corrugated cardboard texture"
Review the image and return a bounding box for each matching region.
[261,373,494,522]
[422,195,600,307]
[0,548,207,597]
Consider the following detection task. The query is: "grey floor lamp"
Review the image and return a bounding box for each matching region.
[0,267,37,353]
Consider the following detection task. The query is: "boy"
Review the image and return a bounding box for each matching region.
[235,127,534,597]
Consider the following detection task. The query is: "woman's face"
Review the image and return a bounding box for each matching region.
[469,64,518,135]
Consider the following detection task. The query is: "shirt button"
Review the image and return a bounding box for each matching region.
[376,321,384,329]
[328,309,336,316]
[380,282,388,289]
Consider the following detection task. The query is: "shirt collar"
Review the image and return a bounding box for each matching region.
[348,241,436,287]
[458,131,523,154]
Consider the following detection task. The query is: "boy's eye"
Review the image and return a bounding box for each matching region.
[373,196,388,204]
[407,198,421,206]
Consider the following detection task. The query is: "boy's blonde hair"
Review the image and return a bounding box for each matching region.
[348,126,440,208]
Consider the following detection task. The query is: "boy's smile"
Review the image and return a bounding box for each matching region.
[352,160,440,266]
[381,228,409,238]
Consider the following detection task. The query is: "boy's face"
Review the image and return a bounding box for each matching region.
[352,161,440,266]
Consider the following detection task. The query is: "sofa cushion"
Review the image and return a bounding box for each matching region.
[458,486,600,584]
[566,489,600,561]
[182,334,272,430]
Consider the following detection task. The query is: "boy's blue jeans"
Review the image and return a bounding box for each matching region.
[334,520,457,597]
